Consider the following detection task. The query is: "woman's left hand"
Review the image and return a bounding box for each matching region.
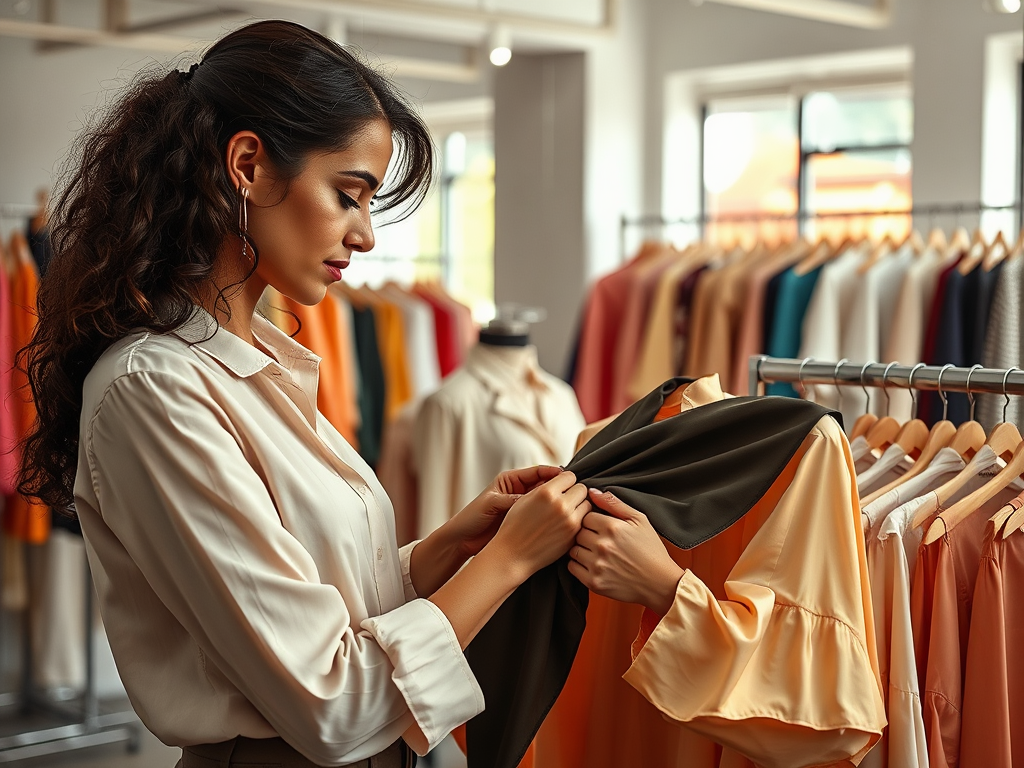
[449,465,563,558]
[568,489,684,615]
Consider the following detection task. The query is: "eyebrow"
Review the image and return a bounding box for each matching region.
[337,170,381,191]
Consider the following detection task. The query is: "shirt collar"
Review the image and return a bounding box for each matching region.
[172,307,320,379]
[464,343,550,395]
[679,374,728,410]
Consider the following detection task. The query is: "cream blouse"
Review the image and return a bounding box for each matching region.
[74,309,483,765]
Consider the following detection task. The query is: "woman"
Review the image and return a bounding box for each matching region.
[18,20,591,768]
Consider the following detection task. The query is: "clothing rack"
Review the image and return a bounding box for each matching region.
[619,201,1024,259]
[748,356,1024,399]
[0,201,141,760]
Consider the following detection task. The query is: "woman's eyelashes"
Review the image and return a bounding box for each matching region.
[337,190,361,210]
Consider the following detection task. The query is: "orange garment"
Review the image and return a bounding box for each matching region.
[538,375,885,768]
[960,511,1024,767]
[280,293,358,446]
[4,241,47,544]
[359,288,413,423]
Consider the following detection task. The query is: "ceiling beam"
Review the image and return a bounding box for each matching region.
[0,17,480,81]
[699,0,891,29]
[237,0,616,36]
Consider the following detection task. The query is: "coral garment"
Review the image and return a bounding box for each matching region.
[535,376,885,768]
[961,512,1024,767]
[5,249,47,543]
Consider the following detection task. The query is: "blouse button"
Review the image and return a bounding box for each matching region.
[376,547,383,561]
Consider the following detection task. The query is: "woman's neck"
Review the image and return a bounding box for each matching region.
[198,238,268,345]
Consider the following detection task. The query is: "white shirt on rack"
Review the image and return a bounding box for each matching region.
[74,309,483,765]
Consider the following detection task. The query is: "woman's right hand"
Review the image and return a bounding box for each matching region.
[491,471,591,578]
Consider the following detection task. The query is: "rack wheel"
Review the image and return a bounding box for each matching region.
[127,728,142,754]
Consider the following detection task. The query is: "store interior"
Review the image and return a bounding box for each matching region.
[0,0,1022,766]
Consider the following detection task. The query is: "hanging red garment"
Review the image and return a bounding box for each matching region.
[4,235,47,544]
[413,285,460,378]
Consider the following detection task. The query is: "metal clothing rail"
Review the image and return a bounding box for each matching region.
[620,200,1023,259]
[748,356,1024,399]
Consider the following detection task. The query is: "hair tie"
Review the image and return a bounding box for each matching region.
[180,62,200,84]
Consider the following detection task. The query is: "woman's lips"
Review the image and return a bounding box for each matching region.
[324,260,349,282]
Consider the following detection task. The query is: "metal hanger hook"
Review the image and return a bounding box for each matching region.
[832,359,848,413]
[797,357,814,397]
[937,364,954,422]
[1002,366,1020,424]
[881,362,898,417]
[907,363,926,420]
[965,364,983,422]
[859,361,876,415]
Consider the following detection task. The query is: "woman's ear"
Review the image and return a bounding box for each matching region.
[224,130,263,190]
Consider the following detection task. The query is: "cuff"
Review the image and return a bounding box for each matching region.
[361,598,484,753]
[399,541,421,601]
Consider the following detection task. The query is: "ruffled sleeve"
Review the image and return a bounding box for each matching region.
[623,417,886,768]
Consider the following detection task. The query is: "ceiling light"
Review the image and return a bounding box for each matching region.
[992,0,1020,11]
[488,25,512,67]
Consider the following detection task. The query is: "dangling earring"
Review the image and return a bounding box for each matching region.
[238,185,251,263]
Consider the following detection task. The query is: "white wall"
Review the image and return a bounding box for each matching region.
[641,0,1022,229]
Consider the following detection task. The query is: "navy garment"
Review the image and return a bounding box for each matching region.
[924,269,969,425]
[760,268,786,356]
[464,381,839,768]
[350,307,386,467]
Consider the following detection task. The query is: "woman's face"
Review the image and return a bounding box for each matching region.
[246,118,394,305]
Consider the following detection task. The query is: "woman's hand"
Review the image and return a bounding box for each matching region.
[568,489,684,615]
[490,471,592,579]
[449,465,563,559]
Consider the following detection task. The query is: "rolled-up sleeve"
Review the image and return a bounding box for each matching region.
[85,370,481,764]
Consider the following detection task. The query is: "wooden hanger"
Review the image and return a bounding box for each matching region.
[792,238,835,277]
[902,228,926,256]
[908,365,989,529]
[920,367,1024,541]
[849,361,879,439]
[861,364,941,505]
[924,439,1024,545]
[982,230,1009,272]
[857,233,896,276]
[955,228,987,275]
[864,363,903,452]
[945,226,971,261]
[926,227,948,253]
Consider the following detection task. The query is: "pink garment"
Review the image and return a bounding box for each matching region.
[610,251,677,413]
[728,254,796,396]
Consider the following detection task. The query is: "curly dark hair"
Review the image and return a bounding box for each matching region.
[18,19,435,512]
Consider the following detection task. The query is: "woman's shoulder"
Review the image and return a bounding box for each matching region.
[83,329,211,410]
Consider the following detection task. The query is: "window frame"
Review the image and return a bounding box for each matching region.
[699,83,915,239]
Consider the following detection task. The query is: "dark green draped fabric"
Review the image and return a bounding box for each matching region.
[464,378,840,768]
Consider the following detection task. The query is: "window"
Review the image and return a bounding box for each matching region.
[348,128,496,323]
[701,85,914,244]
[703,96,799,246]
